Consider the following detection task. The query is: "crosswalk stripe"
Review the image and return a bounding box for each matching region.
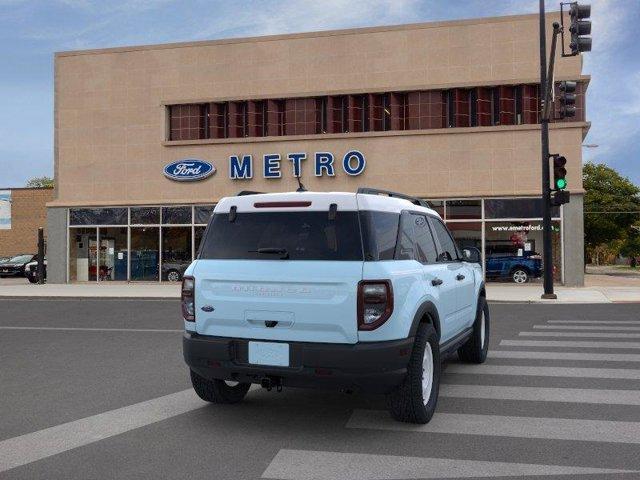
[520,331,640,338]
[489,350,640,362]
[534,325,640,331]
[346,409,640,444]
[445,364,640,380]
[548,320,640,325]
[501,339,640,349]
[0,389,205,473]
[261,449,637,479]
[440,384,640,405]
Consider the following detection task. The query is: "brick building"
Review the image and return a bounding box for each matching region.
[0,187,54,257]
[48,12,588,286]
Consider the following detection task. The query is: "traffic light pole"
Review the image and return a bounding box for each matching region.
[539,0,557,299]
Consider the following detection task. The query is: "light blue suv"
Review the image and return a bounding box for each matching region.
[182,188,489,424]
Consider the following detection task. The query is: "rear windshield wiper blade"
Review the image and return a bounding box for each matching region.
[250,247,290,259]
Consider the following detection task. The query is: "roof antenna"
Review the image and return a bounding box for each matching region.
[295,172,307,192]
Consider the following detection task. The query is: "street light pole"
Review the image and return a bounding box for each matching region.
[539,0,557,299]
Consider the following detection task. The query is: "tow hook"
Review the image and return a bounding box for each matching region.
[260,376,283,392]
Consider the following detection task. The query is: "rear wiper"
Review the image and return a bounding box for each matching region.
[250,247,290,259]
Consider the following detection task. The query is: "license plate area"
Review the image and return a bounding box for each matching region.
[248,341,290,367]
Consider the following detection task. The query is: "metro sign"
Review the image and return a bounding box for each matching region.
[229,150,366,179]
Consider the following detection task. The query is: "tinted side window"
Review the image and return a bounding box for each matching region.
[360,211,400,261]
[413,214,438,264]
[394,212,415,260]
[431,218,459,261]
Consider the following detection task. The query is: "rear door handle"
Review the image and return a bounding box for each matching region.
[431,278,443,286]
[456,274,465,281]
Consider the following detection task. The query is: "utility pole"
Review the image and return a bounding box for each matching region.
[539,1,591,299]
[539,0,556,299]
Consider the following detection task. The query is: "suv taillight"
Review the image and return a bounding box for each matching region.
[182,276,195,322]
[357,280,393,330]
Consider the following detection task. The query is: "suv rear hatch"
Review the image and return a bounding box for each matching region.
[193,193,363,344]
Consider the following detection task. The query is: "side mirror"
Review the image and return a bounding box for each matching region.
[462,247,481,264]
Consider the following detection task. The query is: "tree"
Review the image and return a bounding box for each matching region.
[25,176,54,188]
[583,163,640,260]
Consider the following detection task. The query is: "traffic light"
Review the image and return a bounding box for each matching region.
[569,3,592,54]
[551,190,570,206]
[558,81,577,118]
[552,154,568,190]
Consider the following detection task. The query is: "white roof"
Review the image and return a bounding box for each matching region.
[214,191,440,217]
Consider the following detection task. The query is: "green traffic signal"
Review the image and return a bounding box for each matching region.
[556,178,567,190]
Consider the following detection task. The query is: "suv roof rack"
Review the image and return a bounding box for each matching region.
[357,188,432,209]
[236,191,265,196]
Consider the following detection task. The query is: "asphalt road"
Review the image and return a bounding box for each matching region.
[1,299,639,480]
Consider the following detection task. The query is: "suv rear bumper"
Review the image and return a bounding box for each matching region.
[183,332,413,394]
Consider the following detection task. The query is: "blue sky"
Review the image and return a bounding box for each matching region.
[0,0,638,187]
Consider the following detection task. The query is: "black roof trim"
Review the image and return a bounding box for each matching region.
[357,188,432,209]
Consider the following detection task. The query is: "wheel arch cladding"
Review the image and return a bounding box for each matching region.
[409,302,441,342]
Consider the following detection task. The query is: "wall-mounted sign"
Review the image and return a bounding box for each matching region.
[163,159,215,182]
[0,190,11,230]
[229,150,366,180]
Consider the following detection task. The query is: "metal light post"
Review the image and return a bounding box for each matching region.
[539,0,557,299]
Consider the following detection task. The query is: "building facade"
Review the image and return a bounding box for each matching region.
[0,187,54,258]
[49,12,589,286]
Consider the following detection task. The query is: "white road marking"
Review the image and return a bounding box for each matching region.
[0,326,182,333]
[0,389,205,473]
[440,384,640,405]
[346,409,640,444]
[261,449,636,479]
[501,339,640,349]
[520,331,640,338]
[548,320,640,324]
[534,325,640,331]
[445,363,640,380]
[489,350,640,362]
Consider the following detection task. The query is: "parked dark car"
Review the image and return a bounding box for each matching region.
[162,261,190,282]
[0,254,37,278]
[485,252,543,283]
[25,258,47,283]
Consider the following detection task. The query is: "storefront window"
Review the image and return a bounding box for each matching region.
[485,220,561,283]
[446,199,481,220]
[98,227,128,281]
[131,207,160,225]
[194,205,215,224]
[485,198,559,219]
[130,227,159,281]
[425,200,444,217]
[194,226,207,256]
[162,227,192,282]
[68,228,97,282]
[69,208,127,226]
[447,222,482,261]
[162,206,192,225]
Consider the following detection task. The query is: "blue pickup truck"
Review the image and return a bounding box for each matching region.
[485,252,543,283]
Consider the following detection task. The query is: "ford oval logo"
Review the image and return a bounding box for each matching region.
[163,159,215,182]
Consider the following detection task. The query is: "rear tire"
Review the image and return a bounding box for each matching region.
[511,268,529,284]
[190,369,251,404]
[386,322,440,424]
[458,297,490,364]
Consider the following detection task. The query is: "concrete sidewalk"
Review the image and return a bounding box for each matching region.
[1,280,639,303]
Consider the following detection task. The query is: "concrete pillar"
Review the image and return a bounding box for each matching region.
[562,193,584,287]
[46,207,67,284]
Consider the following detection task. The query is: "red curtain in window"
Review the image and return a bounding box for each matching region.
[497,86,516,125]
[326,96,346,133]
[406,91,445,130]
[284,98,316,135]
[227,101,246,138]
[453,89,470,128]
[208,103,226,139]
[246,100,264,137]
[368,93,385,131]
[476,88,492,126]
[347,95,366,133]
[389,93,406,130]
[265,99,284,136]
[169,104,205,140]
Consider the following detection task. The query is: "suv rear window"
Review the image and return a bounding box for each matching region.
[199,211,363,261]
